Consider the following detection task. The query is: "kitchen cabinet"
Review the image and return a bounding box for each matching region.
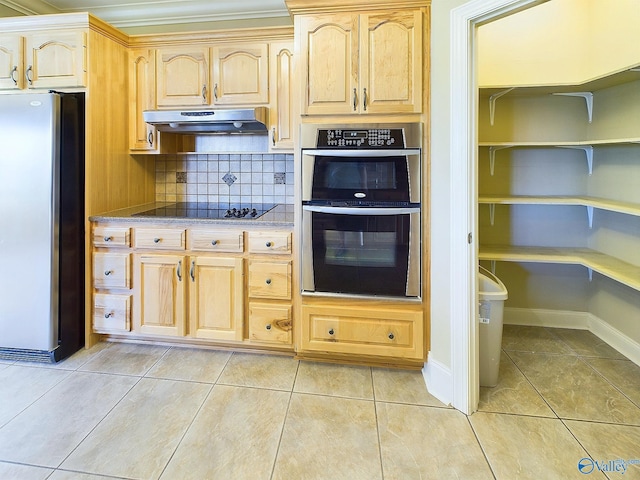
[296,9,422,115]
[478,70,640,300]
[300,303,424,362]
[269,41,294,150]
[211,43,269,105]
[129,48,157,152]
[90,219,295,349]
[0,30,86,90]
[156,46,209,107]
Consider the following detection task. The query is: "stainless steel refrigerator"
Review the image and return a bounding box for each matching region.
[0,92,85,362]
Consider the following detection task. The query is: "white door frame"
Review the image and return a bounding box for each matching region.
[449,0,547,414]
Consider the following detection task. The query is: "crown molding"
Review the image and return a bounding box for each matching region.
[0,0,59,15]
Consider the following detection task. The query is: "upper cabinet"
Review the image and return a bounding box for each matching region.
[0,30,86,90]
[156,46,209,107]
[211,43,269,105]
[297,9,423,115]
[129,48,157,152]
[269,41,294,150]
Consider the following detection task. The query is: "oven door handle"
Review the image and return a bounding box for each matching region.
[303,205,420,215]
[302,149,420,157]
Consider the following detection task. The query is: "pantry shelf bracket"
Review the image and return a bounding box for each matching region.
[488,88,514,126]
[488,146,512,175]
[489,203,496,226]
[551,92,593,123]
[586,205,594,228]
[491,260,496,275]
[557,145,593,175]
[587,267,593,282]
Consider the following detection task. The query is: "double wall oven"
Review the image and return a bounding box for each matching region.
[301,123,422,299]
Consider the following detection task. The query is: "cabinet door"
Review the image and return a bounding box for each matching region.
[298,13,359,115]
[137,254,186,336]
[360,10,423,114]
[211,43,268,105]
[129,48,157,152]
[24,30,86,89]
[156,46,209,107]
[189,256,243,341]
[0,34,23,90]
[269,41,294,150]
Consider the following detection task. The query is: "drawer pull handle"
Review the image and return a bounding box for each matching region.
[266,324,272,330]
[328,328,334,336]
[103,236,112,242]
[388,333,395,340]
[104,312,114,318]
[104,270,113,276]
[153,238,161,243]
[265,241,273,247]
[265,278,272,285]
[211,240,218,246]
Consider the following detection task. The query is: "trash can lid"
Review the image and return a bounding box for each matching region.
[478,266,508,300]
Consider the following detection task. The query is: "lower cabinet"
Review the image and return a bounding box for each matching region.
[300,304,424,361]
[135,254,244,341]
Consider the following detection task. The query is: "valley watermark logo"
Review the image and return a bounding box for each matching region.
[578,457,640,475]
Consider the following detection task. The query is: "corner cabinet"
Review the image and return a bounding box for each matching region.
[0,30,86,90]
[296,9,423,115]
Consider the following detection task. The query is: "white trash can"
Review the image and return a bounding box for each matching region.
[478,266,508,387]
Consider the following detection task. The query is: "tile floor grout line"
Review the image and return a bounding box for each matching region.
[579,356,640,412]
[155,382,216,480]
[370,367,386,479]
[503,348,562,420]
[556,417,603,477]
[268,359,300,480]
[52,372,145,472]
[465,414,498,480]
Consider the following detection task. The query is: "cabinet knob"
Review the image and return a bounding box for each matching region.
[153,238,161,243]
[103,236,112,242]
[388,333,395,340]
[104,270,113,276]
[265,278,272,285]
[328,328,334,335]
[211,240,218,246]
[265,241,273,247]
[104,312,114,318]
[266,324,272,330]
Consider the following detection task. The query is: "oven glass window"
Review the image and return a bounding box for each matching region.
[312,156,409,202]
[311,211,410,296]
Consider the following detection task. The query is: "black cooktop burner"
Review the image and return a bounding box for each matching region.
[133,203,276,219]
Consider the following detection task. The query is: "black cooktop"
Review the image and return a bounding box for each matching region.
[133,203,276,219]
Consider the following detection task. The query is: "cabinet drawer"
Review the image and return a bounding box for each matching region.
[93,227,131,247]
[248,260,291,299]
[94,294,131,332]
[134,228,185,250]
[301,305,423,360]
[247,231,291,254]
[93,253,131,289]
[188,229,244,252]
[248,302,292,345]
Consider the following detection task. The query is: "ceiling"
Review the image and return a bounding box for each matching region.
[0,0,290,28]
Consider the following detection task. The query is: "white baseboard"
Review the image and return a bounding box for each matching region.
[504,307,640,366]
[422,356,453,407]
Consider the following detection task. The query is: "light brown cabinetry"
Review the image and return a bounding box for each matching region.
[211,43,269,105]
[269,41,294,150]
[156,46,209,107]
[297,9,422,115]
[129,48,157,152]
[0,30,86,90]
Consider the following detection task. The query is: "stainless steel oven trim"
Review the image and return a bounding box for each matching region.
[301,149,421,156]
[301,206,421,299]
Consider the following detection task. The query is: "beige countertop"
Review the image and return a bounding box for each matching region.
[89,203,294,227]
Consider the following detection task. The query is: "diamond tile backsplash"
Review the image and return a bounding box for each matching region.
[155,153,294,205]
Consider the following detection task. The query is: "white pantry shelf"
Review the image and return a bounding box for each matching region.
[479,245,640,292]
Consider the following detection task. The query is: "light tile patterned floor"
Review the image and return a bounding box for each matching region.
[0,326,639,479]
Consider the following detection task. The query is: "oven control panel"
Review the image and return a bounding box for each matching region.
[317,128,406,148]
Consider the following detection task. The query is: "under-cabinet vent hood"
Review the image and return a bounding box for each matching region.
[143,107,268,134]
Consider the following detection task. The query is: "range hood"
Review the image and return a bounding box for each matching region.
[143,107,268,134]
